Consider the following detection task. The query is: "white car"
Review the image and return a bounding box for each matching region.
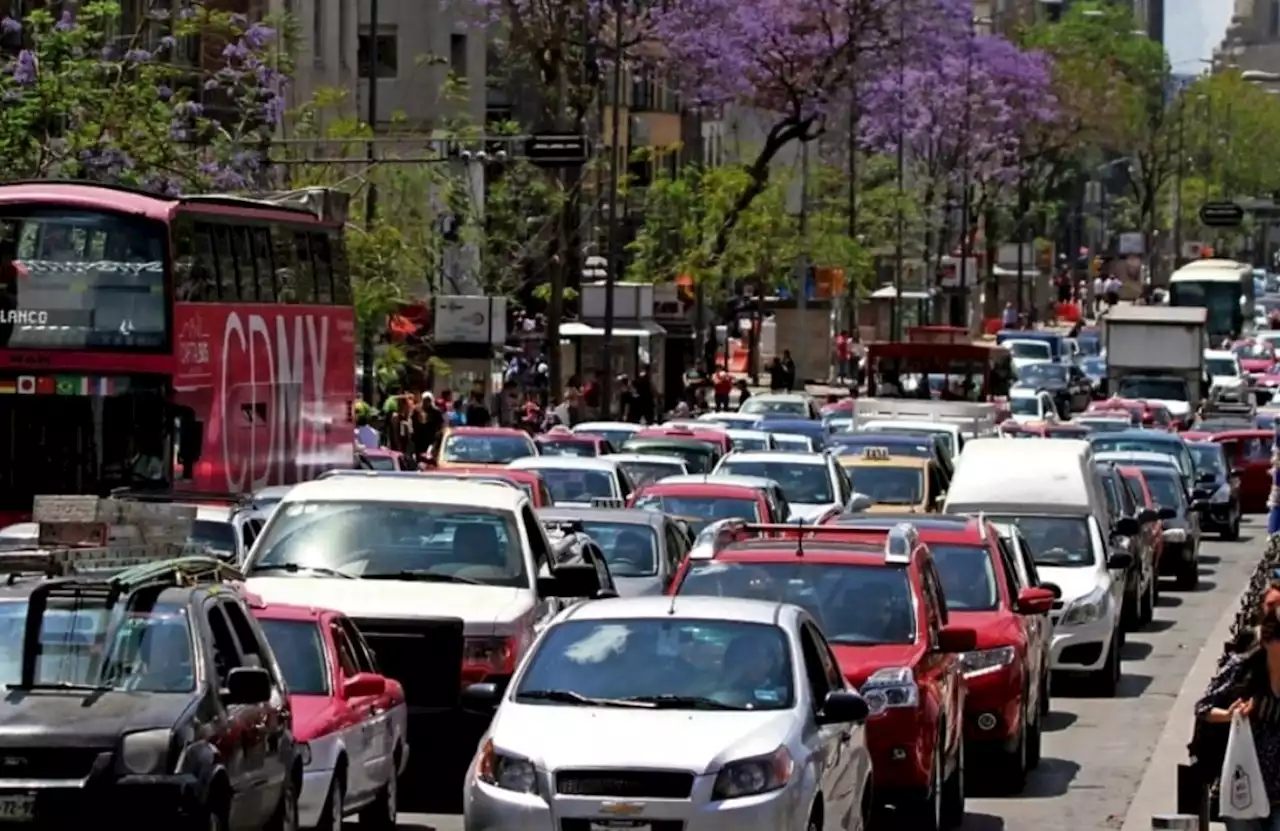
[725,428,778,451]
[509,456,635,507]
[738,392,819,420]
[1005,338,1054,372]
[1205,348,1250,402]
[461,595,873,831]
[607,452,690,487]
[572,421,641,449]
[713,450,854,520]
[244,476,585,721]
[1006,388,1059,425]
[772,432,822,452]
[189,502,266,564]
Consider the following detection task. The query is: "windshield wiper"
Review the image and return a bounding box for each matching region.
[11,681,113,692]
[518,689,655,708]
[249,563,356,579]
[621,694,744,710]
[362,571,487,585]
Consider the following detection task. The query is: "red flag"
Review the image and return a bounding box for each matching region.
[35,376,55,395]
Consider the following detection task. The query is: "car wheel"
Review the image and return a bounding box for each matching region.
[999,707,1028,793]
[358,767,397,830]
[316,775,344,831]
[1223,508,1240,541]
[940,736,965,828]
[1087,632,1120,697]
[903,739,944,831]
[1175,552,1199,591]
[806,809,821,831]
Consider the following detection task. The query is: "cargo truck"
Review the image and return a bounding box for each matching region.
[1103,305,1208,427]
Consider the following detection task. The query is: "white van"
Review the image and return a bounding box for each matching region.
[942,438,1136,696]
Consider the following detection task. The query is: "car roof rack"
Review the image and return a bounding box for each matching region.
[688,519,920,564]
[109,487,251,506]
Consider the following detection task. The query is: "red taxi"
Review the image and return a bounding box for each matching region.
[1086,398,1155,427]
[628,478,782,532]
[250,601,407,830]
[633,424,734,455]
[822,514,1055,789]
[417,467,555,506]
[1233,339,1276,376]
[1205,429,1274,512]
[670,522,974,826]
[535,428,612,457]
[999,421,1090,439]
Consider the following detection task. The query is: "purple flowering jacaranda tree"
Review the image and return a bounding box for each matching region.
[0,2,289,194]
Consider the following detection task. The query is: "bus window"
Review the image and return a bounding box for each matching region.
[251,228,276,301]
[271,224,298,302]
[311,233,332,304]
[294,232,315,302]
[232,227,257,301]
[330,233,351,305]
[212,225,239,300]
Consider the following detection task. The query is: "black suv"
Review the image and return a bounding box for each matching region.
[0,554,299,829]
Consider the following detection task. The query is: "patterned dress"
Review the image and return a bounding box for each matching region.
[1197,652,1280,805]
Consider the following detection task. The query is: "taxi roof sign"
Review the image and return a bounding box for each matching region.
[861,447,891,461]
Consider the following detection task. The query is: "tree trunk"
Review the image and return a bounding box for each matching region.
[707,118,808,265]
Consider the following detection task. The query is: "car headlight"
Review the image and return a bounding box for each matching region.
[1163,527,1188,544]
[298,742,312,767]
[1060,586,1108,627]
[475,739,538,794]
[958,646,1017,679]
[1211,484,1231,503]
[120,729,173,775]
[711,747,793,801]
[860,666,919,715]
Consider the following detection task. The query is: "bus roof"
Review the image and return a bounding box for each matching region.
[1169,259,1250,283]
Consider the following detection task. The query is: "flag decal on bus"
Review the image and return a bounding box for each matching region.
[16,377,34,395]
[0,380,14,394]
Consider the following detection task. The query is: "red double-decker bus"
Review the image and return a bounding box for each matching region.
[0,181,356,524]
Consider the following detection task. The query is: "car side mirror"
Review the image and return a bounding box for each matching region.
[1107,551,1134,571]
[847,493,873,513]
[537,562,603,598]
[461,682,502,714]
[816,690,869,725]
[343,672,386,699]
[225,666,272,705]
[1158,506,1177,520]
[1137,507,1158,524]
[1113,516,1140,537]
[1016,587,1056,616]
[1039,582,1062,599]
[937,625,978,653]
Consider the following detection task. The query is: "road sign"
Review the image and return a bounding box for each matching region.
[525,134,588,168]
[1199,201,1244,228]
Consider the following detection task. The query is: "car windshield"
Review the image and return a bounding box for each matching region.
[623,442,715,473]
[190,519,237,558]
[931,545,999,611]
[361,454,398,471]
[1235,343,1273,359]
[0,598,193,692]
[1090,438,1185,473]
[866,426,954,455]
[534,468,615,503]
[740,398,808,417]
[572,522,660,577]
[616,460,683,486]
[441,434,534,464]
[986,515,1093,566]
[677,561,916,645]
[1207,358,1240,377]
[632,494,760,531]
[1143,472,1186,511]
[1189,444,1226,475]
[772,434,816,451]
[257,619,328,695]
[1008,341,1051,359]
[1009,396,1041,416]
[515,618,794,711]
[537,439,598,458]
[1019,363,1068,385]
[249,501,528,587]
[1117,378,1188,401]
[844,466,924,505]
[718,460,834,504]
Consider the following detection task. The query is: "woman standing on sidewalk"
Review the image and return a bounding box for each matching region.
[1197,596,1280,829]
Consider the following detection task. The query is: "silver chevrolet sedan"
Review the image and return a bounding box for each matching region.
[461,595,873,831]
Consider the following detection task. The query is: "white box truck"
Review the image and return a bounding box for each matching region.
[1102,305,1208,425]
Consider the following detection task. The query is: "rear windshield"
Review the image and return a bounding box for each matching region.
[986,515,1093,566]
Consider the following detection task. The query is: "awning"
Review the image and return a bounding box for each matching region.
[561,320,666,338]
[870,285,932,300]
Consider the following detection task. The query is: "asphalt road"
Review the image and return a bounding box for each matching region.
[376,517,1263,831]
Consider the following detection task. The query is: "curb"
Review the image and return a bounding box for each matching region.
[1119,586,1244,831]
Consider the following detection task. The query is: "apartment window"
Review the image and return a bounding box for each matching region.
[450,33,468,77]
[358,27,398,78]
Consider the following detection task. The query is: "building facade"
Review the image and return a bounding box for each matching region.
[1215,0,1280,73]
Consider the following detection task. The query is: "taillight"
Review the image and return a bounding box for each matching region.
[462,636,517,684]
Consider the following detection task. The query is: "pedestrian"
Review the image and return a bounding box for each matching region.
[835,330,853,383]
[355,413,380,450]
[1196,594,1280,829]
[781,350,797,392]
[634,368,656,424]
[1104,274,1122,308]
[767,357,785,392]
[712,365,733,412]
[1092,273,1105,315]
[618,375,638,423]
[736,378,751,409]
[491,379,518,427]
[582,371,602,417]
[466,381,492,427]
[1001,302,1017,329]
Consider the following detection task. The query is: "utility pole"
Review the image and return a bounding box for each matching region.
[1172,94,1185,268]
[360,0,380,403]
[957,25,974,330]
[846,12,859,342]
[600,0,624,418]
[891,0,905,342]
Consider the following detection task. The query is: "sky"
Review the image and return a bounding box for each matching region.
[1164,0,1233,71]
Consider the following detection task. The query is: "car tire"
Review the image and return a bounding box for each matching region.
[999,707,1028,793]
[1175,552,1199,591]
[940,737,964,828]
[358,768,397,830]
[1087,632,1121,697]
[902,740,944,831]
[316,775,344,831]
[266,766,300,831]
[1223,509,1240,541]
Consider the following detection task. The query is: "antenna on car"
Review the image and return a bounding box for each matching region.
[795,516,805,557]
[667,590,678,616]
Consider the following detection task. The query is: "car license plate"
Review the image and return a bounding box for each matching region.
[0,794,34,822]
[589,823,651,831]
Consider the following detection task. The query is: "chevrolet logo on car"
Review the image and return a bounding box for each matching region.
[599,802,646,816]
